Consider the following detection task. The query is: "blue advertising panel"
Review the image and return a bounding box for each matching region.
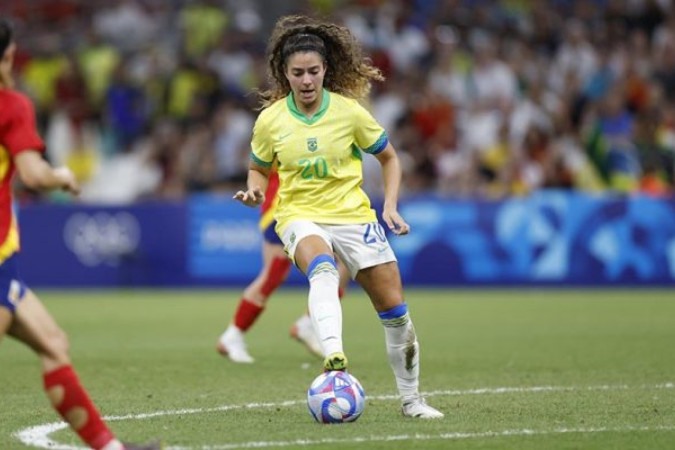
[18,201,187,287]
[393,192,675,285]
[187,194,305,285]
[15,192,675,287]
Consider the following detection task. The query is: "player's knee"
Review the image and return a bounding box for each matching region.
[307,254,339,282]
[40,328,71,366]
[260,256,292,296]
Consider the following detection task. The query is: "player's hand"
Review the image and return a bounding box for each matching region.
[53,166,80,195]
[233,187,265,207]
[382,207,410,235]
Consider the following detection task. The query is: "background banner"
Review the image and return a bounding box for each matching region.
[17,192,675,287]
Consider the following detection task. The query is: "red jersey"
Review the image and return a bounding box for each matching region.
[259,170,279,231]
[0,89,46,262]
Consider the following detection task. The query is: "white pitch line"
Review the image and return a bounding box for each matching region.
[14,382,675,450]
[169,425,675,450]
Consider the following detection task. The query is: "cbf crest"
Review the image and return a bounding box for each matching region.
[307,137,318,152]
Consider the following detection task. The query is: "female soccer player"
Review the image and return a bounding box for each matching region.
[217,169,350,363]
[233,15,443,419]
[0,19,158,450]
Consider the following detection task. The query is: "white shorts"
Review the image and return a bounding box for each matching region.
[280,220,397,279]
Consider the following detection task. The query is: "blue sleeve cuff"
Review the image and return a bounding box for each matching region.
[364,132,388,155]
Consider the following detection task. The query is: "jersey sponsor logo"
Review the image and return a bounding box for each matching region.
[307,137,318,152]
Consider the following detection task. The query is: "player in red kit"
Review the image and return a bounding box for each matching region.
[0,19,159,450]
[216,170,350,363]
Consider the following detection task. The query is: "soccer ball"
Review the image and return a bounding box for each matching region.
[307,370,366,424]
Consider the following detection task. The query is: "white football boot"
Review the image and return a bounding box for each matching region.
[289,314,323,358]
[401,395,444,419]
[216,325,254,363]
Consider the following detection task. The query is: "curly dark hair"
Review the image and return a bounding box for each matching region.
[0,19,15,88]
[259,15,383,108]
[0,19,12,58]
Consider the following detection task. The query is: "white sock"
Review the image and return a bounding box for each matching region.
[381,310,419,400]
[307,260,342,356]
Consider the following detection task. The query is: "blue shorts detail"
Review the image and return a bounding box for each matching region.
[378,303,408,320]
[306,254,336,277]
[263,221,283,245]
[0,253,27,314]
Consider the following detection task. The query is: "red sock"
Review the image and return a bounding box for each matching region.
[43,365,115,450]
[260,257,292,296]
[233,299,264,331]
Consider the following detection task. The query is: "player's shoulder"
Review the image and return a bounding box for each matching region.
[0,89,35,122]
[254,97,296,138]
[329,91,360,109]
[0,89,32,108]
[257,97,288,123]
[328,92,369,118]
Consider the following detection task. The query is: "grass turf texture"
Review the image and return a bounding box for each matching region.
[0,288,674,449]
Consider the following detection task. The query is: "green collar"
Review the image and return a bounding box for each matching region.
[286,88,330,125]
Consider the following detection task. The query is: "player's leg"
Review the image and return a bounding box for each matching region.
[337,258,350,297]
[0,253,158,449]
[0,306,11,340]
[281,221,346,371]
[290,256,350,358]
[9,292,162,449]
[217,232,291,363]
[331,222,442,419]
[356,262,443,419]
[8,289,129,449]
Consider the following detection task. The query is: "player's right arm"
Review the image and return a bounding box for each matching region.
[3,91,80,195]
[14,151,80,195]
[233,162,270,207]
[234,110,275,207]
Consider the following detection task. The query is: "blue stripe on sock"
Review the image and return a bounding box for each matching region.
[378,303,408,320]
[306,254,336,277]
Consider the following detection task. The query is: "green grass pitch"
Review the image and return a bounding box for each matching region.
[1,288,674,449]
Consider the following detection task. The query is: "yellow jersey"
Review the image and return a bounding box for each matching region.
[251,90,388,234]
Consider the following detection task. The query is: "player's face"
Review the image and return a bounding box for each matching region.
[285,51,326,113]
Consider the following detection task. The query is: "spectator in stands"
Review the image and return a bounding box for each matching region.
[2,0,674,201]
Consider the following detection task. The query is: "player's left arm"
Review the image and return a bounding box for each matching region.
[374,144,410,236]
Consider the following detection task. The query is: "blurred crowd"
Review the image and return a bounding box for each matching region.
[1,0,674,203]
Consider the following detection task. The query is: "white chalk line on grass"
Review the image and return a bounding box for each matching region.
[171,426,675,450]
[14,382,675,450]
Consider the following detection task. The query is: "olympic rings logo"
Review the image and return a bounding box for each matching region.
[63,212,141,267]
